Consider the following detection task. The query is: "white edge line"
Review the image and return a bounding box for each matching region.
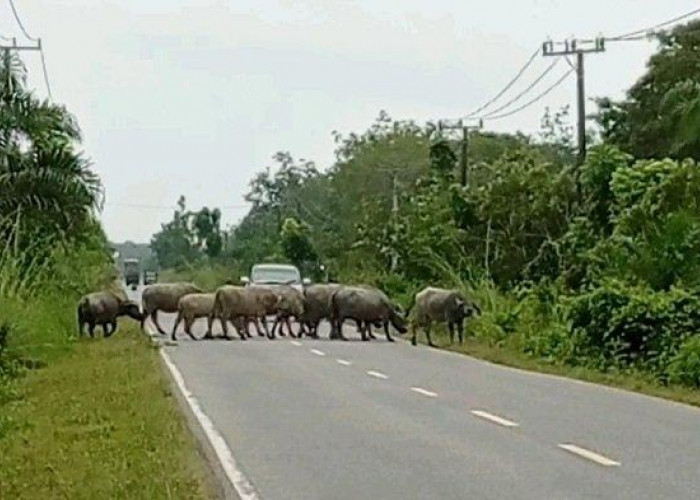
[149,323,260,499]
[558,444,621,467]
[411,387,438,398]
[471,409,519,428]
[290,340,302,346]
[366,370,388,379]
[311,349,326,356]
[336,359,352,366]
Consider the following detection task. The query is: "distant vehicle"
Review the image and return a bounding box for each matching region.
[123,258,140,290]
[241,263,311,292]
[143,270,158,285]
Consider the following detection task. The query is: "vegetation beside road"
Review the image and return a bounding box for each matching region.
[151,20,700,404]
[0,50,213,496]
[0,324,213,499]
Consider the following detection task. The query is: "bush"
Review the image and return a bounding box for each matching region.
[667,336,700,388]
[565,280,700,375]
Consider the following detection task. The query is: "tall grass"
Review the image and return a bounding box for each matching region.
[0,221,53,299]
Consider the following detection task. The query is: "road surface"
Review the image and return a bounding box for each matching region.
[129,287,700,499]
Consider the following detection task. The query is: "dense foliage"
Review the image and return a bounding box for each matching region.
[0,50,113,425]
[150,196,224,269]
[596,20,700,160]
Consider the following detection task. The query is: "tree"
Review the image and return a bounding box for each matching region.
[595,20,700,160]
[0,50,102,243]
[280,217,317,270]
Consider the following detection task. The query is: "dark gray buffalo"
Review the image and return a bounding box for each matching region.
[407,287,480,347]
[330,286,407,342]
[78,291,143,338]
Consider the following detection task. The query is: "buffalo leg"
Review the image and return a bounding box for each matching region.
[367,323,377,340]
[425,321,436,347]
[253,318,265,337]
[171,311,183,341]
[88,322,96,338]
[360,322,369,341]
[106,320,117,338]
[202,315,214,340]
[448,321,455,345]
[458,318,465,345]
[383,321,395,342]
[234,317,247,340]
[152,309,166,335]
[221,314,232,340]
[285,317,296,338]
[185,317,197,341]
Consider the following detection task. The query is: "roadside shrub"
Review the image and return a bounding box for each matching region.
[566,280,700,375]
[667,336,700,388]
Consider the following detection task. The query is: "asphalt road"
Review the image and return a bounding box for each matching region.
[128,286,700,500]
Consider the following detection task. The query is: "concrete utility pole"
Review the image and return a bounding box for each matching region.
[0,37,42,53]
[390,172,399,272]
[542,37,605,164]
[438,119,483,187]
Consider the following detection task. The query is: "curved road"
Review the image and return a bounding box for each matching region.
[130,287,700,499]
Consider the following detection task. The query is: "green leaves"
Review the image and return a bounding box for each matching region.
[0,50,99,245]
[595,19,700,160]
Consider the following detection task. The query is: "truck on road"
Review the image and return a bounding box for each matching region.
[123,258,140,290]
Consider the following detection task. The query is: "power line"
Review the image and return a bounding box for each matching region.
[483,67,575,121]
[6,0,38,42]
[607,6,700,41]
[465,46,541,118]
[479,58,561,119]
[39,45,52,99]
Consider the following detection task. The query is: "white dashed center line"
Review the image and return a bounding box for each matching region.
[471,410,519,428]
[411,387,438,398]
[290,341,302,346]
[310,349,326,356]
[366,370,388,379]
[336,359,352,366]
[558,444,621,467]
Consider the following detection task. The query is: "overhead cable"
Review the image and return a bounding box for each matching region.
[484,67,575,121]
[607,6,700,41]
[479,58,561,119]
[7,0,38,42]
[465,46,541,118]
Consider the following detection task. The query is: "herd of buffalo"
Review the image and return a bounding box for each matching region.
[77,282,481,347]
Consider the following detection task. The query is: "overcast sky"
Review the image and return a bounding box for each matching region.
[5,0,698,242]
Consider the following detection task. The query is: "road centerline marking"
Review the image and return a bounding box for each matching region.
[471,410,519,428]
[290,340,302,346]
[336,359,352,366]
[310,349,326,356]
[411,387,438,398]
[558,444,621,467]
[366,370,388,379]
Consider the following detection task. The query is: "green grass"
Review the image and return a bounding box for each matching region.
[417,329,700,408]
[0,324,215,499]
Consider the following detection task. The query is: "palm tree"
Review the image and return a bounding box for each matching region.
[0,49,103,241]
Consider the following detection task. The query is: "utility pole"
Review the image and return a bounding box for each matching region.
[390,172,399,272]
[0,37,42,53]
[542,37,605,164]
[438,119,482,187]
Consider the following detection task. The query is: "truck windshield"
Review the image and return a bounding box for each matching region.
[251,266,300,284]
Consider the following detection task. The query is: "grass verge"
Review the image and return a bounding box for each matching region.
[0,323,215,499]
[418,330,700,408]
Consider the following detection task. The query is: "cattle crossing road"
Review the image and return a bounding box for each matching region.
[129,288,700,500]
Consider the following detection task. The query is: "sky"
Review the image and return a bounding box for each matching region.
[4,0,698,242]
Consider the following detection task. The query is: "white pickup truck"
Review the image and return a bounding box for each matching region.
[241,263,311,292]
